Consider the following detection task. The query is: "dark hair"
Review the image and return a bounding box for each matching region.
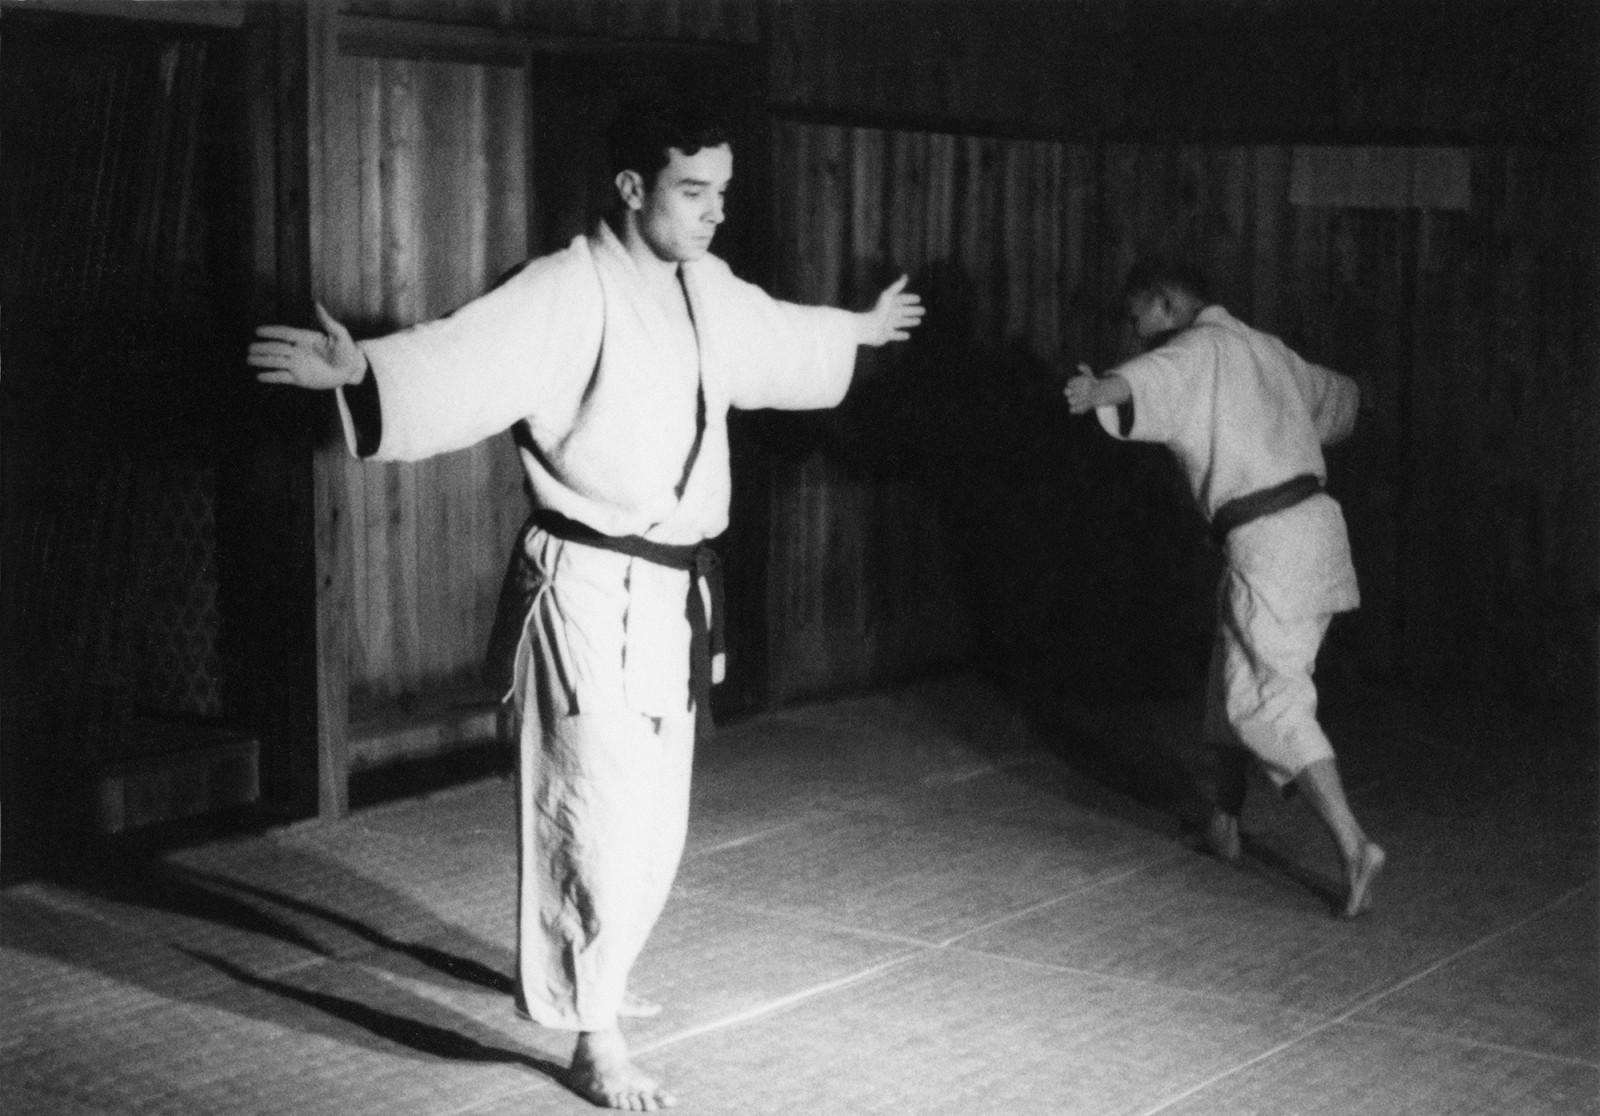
[1120,258,1211,306]
[607,100,733,187]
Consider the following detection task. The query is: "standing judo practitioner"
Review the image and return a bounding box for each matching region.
[248,103,923,1110]
[1064,260,1384,921]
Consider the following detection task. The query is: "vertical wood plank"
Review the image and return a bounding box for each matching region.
[308,0,352,818]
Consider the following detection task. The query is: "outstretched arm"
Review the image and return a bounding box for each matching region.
[1063,362,1131,415]
[855,274,926,347]
[248,303,367,389]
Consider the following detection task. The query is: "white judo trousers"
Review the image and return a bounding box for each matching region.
[510,530,697,1031]
[1202,496,1357,786]
[514,705,693,1031]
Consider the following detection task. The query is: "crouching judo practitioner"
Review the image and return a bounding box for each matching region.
[1064,260,1385,921]
[247,103,923,1110]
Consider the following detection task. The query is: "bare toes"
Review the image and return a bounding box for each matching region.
[1341,841,1386,919]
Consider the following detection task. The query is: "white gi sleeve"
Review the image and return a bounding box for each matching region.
[335,238,605,463]
[1295,359,1360,446]
[704,263,862,411]
[1094,339,1209,445]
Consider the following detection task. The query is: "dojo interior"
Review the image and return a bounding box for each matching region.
[2,1,1596,1113]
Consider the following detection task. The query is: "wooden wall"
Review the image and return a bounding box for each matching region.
[768,0,1594,146]
[310,30,533,770]
[760,123,1129,701]
[7,1,1586,850]
[295,0,1594,807]
[327,57,530,710]
[758,128,1600,710]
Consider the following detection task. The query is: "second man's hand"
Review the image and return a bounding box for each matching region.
[856,274,926,347]
[1063,362,1131,414]
[248,303,367,391]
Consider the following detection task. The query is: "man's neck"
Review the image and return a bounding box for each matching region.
[612,216,682,291]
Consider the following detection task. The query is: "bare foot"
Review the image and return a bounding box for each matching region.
[1203,810,1243,863]
[568,1029,677,1111]
[1340,840,1386,919]
[619,991,663,1019]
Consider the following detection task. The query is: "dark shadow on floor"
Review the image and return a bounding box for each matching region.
[1,846,549,1078]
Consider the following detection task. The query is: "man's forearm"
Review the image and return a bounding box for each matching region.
[1090,373,1133,409]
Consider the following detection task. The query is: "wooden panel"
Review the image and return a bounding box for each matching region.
[768,1,1593,146]
[763,121,1102,703]
[1401,149,1598,703]
[766,135,1595,709]
[317,50,531,714]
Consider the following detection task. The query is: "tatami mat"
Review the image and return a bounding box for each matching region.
[1349,883,1600,1062]
[1152,1021,1599,1116]
[592,949,1326,1116]
[3,675,1595,1114]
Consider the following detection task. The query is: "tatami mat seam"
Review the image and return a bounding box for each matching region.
[1334,1016,1600,1070]
[666,890,948,948]
[629,950,926,1057]
[673,848,1188,950]
[1321,881,1600,1021]
[683,819,814,858]
[1131,880,1600,1116]
[933,852,1192,948]
[935,942,1337,1023]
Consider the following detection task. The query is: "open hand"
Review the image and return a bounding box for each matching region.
[858,275,926,347]
[1063,363,1100,414]
[248,303,365,390]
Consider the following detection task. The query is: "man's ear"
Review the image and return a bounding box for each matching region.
[614,169,646,211]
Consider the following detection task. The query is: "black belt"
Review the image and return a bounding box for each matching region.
[1210,474,1323,544]
[512,509,725,715]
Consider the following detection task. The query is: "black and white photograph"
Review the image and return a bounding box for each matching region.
[1,1,1596,1112]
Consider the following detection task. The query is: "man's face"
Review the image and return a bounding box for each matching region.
[633,144,732,263]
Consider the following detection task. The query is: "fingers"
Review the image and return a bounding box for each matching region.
[254,371,298,385]
[314,301,351,341]
[254,324,323,346]
[1062,375,1093,414]
[246,339,299,362]
[1077,362,1093,377]
[246,348,298,376]
[891,294,925,333]
[883,273,909,295]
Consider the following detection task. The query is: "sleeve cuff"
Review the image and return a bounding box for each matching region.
[335,355,382,458]
[1095,400,1135,440]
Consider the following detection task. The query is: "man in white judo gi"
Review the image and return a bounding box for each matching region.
[248,103,924,1110]
[1063,260,1385,921]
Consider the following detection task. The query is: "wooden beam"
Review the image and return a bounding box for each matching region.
[333,11,749,65]
[306,0,351,822]
[0,0,247,28]
[336,13,528,67]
